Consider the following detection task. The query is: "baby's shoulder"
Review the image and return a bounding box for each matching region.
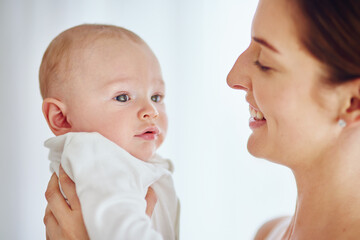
[150,154,174,172]
[254,216,291,240]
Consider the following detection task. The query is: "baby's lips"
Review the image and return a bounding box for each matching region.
[135,126,160,136]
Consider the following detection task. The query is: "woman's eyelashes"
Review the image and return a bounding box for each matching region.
[254,60,272,72]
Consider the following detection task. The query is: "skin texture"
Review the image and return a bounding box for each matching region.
[228,0,360,239]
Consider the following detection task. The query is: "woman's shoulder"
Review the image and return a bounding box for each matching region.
[254,216,291,240]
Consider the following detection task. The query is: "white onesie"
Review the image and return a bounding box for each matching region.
[45,132,180,240]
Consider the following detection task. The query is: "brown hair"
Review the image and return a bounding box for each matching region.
[39,24,145,99]
[295,0,360,84]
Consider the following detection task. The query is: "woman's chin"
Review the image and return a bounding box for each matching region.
[247,133,267,158]
[247,146,265,159]
[246,136,279,163]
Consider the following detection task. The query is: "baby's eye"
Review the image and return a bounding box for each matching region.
[151,95,163,103]
[115,94,130,102]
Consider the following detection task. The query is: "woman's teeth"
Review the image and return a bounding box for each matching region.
[250,107,265,120]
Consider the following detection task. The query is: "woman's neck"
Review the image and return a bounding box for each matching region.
[286,148,360,239]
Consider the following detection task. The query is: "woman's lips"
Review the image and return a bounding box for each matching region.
[249,117,266,130]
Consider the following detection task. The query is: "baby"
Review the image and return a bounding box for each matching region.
[39,24,179,240]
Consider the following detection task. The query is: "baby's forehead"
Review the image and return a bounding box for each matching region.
[67,38,161,82]
[63,33,145,74]
[40,24,151,99]
[70,25,144,48]
[68,33,139,57]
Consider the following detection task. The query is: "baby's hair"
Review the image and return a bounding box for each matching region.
[39,24,145,99]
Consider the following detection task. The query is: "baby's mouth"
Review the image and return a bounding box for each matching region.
[249,106,266,120]
[134,126,160,140]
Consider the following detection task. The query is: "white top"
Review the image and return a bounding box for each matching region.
[45,132,180,240]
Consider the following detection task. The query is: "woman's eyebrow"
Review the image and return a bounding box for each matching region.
[252,37,280,53]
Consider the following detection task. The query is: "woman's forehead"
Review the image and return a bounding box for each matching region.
[251,0,302,53]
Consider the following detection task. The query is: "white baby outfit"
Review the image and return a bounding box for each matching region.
[45,132,180,240]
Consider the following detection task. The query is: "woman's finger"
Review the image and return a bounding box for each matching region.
[145,187,158,217]
[45,215,63,240]
[44,207,63,240]
[59,165,81,211]
[44,172,89,240]
[44,205,56,240]
[44,205,58,225]
[46,173,72,226]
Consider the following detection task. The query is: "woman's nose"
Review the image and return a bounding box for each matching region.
[138,101,159,120]
[226,46,252,92]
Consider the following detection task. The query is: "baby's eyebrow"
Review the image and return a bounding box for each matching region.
[103,77,130,87]
[109,76,128,83]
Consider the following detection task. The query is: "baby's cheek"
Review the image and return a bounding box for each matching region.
[156,134,165,149]
[155,110,168,148]
[160,113,168,133]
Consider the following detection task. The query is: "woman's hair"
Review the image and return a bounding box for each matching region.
[295,0,360,84]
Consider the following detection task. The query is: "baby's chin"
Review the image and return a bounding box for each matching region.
[127,141,163,162]
[128,149,156,162]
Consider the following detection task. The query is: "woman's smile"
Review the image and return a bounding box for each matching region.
[249,105,266,130]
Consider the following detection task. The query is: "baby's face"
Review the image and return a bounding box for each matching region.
[64,37,167,161]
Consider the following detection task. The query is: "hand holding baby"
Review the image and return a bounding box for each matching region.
[44,166,158,240]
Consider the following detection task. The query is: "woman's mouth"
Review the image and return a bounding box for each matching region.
[249,106,266,120]
[249,105,266,129]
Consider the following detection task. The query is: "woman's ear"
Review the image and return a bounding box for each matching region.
[339,78,360,126]
[42,98,72,136]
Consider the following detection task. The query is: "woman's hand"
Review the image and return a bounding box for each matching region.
[44,166,158,240]
[145,186,158,217]
[44,166,89,240]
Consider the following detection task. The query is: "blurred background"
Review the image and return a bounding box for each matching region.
[0,0,296,239]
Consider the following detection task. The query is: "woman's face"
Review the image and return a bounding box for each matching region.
[227,0,342,167]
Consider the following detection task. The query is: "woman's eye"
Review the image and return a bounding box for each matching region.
[254,60,271,72]
[115,94,130,102]
[151,95,162,103]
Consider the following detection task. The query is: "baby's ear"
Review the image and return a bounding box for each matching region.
[42,98,71,136]
[340,78,360,126]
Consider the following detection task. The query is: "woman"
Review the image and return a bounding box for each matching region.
[228,0,360,238]
[44,0,360,239]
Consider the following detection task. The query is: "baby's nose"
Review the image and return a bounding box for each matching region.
[138,103,159,120]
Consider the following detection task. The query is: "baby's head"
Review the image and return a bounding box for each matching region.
[40,24,167,161]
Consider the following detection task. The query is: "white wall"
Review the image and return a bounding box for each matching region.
[0,0,296,239]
